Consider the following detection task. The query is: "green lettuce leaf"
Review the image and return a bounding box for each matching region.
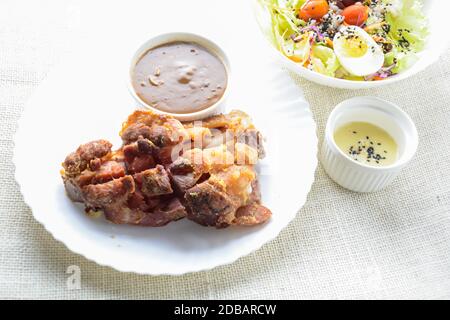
[312,45,341,77]
[257,0,306,52]
[384,0,428,73]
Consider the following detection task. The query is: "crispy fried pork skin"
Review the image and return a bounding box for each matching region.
[120,111,189,165]
[184,179,270,228]
[82,176,135,208]
[233,204,271,226]
[185,181,238,228]
[62,140,115,202]
[168,157,204,193]
[134,165,173,197]
[61,110,271,228]
[120,111,189,147]
[185,110,252,130]
[121,123,154,145]
[63,140,112,177]
[91,161,126,184]
[184,165,271,228]
[186,111,266,160]
[122,139,158,174]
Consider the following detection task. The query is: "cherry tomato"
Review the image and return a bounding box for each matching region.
[342,3,369,26]
[299,0,329,21]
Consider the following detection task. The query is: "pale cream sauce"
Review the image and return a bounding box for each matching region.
[334,122,398,167]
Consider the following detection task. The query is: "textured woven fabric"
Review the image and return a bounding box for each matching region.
[1,0,450,299]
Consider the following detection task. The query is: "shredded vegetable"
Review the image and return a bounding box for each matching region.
[258,0,428,81]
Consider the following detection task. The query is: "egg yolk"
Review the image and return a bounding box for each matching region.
[340,35,368,58]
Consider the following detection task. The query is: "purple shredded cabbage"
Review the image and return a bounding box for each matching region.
[364,63,396,81]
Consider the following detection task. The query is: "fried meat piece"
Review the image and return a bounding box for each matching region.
[82,175,135,208]
[61,110,271,228]
[91,161,126,184]
[185,181,238,228]
[121,123,153,145]
[134,165,173,197]
[103,197,186,226]
[184,165,271,228]
[63,140,112,177]
[120,111,188,147]
[123,139,157,174]
[233,204,271,226]
[168,157,204,193]
[63,178,85,203]
[185,110,252,130]
[120,111,189,166]
[138,197,187,227]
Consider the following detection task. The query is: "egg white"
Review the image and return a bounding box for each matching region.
[333,26,385,77]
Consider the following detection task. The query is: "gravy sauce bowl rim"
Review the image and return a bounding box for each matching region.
[127,32,231,121]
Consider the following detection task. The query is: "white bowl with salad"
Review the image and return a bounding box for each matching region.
[255,0,449,89]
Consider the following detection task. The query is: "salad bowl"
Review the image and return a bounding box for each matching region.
[254,0,450,89]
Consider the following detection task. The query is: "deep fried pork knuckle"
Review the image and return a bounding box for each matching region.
[168,157,205,193]
[82,176,135,209]
[184,165,271,228]
[134,165,173,197]
[234,204,272,226]
[61,110,271,228]
[63,140,112,177]
[184,181,238,227]
[120,111,188,147]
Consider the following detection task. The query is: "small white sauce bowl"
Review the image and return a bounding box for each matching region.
[321,97,418,193]
[127,32,231,121]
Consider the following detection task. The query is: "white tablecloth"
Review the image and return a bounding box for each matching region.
[1,0,449,299]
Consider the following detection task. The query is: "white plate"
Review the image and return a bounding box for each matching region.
[254,0,450,89]
[13,38,317,274]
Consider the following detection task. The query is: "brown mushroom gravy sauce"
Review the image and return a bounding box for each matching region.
[132,41,227,114]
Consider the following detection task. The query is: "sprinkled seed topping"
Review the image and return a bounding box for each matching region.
[265,0,426,81]
[334,121,398,167]
[345,136,388,164]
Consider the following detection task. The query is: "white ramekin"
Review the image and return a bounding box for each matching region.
[127,32,231,121]
[321,97,418,193]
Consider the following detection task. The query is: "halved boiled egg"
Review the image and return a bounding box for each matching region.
[333,26,384,77]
